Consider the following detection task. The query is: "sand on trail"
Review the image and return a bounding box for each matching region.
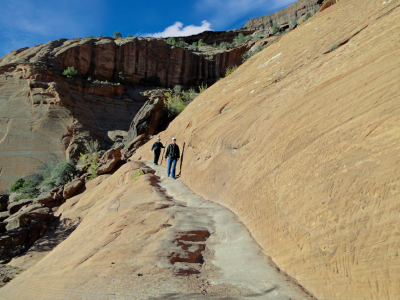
[0,161,314,299]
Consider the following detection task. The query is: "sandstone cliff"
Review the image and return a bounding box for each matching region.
[133,0,400,299]
[0,37,248,192]
[0,37,249,88]
[245,0,323,31]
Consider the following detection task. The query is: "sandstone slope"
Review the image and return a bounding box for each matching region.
[133,0,400,299]
[0,161,315,299]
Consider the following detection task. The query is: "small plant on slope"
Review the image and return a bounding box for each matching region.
[131,170,143,180]
[225,66,238,77]
[78,140,100,178]
[63,66,78,79]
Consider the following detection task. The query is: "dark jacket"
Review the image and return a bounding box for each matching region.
[165,143,180,159]
[151,142,165,153]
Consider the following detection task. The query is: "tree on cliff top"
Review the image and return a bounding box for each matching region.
[113,32,122,39]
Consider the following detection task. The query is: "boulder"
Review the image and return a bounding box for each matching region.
[126,134,145,152]
[106,130,128,144]
[35,187,64,206]
[5,204,44,231]
[63,178,85,199]
[0,195,9,212]
[97,148,122,175]
[7,199,33,215]
[127,95,169,142]
[0,211,10,222]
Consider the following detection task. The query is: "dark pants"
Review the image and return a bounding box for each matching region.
[168,158,177,178]
[154,151,161,164]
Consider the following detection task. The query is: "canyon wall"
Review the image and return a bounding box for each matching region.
[0,37,246,192]
[134,0,400,299]
[245,0,323,31]
[1,37,249,88]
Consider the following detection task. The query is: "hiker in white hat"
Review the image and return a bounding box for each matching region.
[150,137,165,165]
[164,137,180,179]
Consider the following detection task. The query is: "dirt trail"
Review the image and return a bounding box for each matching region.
[141,161,315,300]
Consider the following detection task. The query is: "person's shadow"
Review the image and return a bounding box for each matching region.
[176,142,185,179]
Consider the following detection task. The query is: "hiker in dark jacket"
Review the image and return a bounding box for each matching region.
[151,137,165,165]
[165,137,180,179]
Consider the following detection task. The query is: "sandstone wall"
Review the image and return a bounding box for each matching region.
[134,0,400,299]
[245,0,323,31]
[0,64,142,192]
[0,38,249,88]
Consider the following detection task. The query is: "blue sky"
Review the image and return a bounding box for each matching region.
[0,0,296,57]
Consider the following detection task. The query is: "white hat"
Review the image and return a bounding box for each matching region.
[172,137,176,140]
[157,137,160,140]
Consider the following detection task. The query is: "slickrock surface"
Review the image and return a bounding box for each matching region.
[134,0,400,299]
[0,161,314,299]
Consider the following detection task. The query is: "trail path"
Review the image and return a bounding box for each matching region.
[142,161,315,300]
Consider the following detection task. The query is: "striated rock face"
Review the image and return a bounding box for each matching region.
[0,63,143,192]
[1,37,250,88]
[245,0,323,31]
[134,0,400,299]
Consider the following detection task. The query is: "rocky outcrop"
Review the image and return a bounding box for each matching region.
[63,178,85,199]
[127,89,169,142]
[245,0,323,31]
[97,148,122,175]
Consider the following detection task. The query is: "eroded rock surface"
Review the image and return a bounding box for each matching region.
[133,0,400,299]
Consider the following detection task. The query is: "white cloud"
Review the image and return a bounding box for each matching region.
[195,0,297,28]
[143,20,213,38]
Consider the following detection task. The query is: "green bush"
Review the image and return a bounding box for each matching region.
[199,83,208,94]
[113,32,122,39]
[225,66,238,77]
[198,39,206,47]
[62,66,78,79]
[292,19,298,26]
[304,12,312,22]
[43,162,77,188]
[164,92,187,117]
[10,178,25,192]
[131,170,143,180]
[329,44,339,52]
[192,41,198,47]
[176,38,188,48]
[118,72,125,83]
[272,23,280,35]
[234,33,246,46]
[242,44,266,62]
[166,37,176,46]
[213,42,217,47]
[182,88,198,104]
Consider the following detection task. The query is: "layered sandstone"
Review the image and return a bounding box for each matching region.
[134,0,400,299]
[245,0,323,31]
[0,37,250,88]
[0,63,143,192]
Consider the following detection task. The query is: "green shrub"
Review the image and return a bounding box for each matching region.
[272,23,280,34]
[225,66,238,77]
[62,66,78,79]
[173,85,182,94]
[127,34,134,37]
[113,32,122,39]
[252,32,263,42]
[10,178,25,192]
[199,83,208,94]
[304,12,312,21]
[182,88,198,104]
[329,44,339,52]
[166,37,176,46]
[164,92,187,117]
[292,19,298,26]
[213,42,217,47]
[234,33,246,46]
[198,39,206,47]
[242,44,266,62]
[78,140,100,178]
[43,162,77,188]
[176,38,188,48]
[192,41,198,47]
[118,72,125,83]
[131,170,143,180]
